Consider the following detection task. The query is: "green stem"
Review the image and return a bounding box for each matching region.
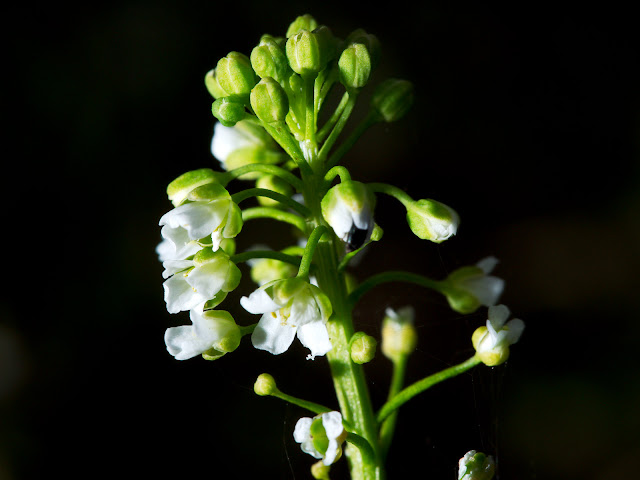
[378,355,408,460]
[270,389,334,416]
[348,271,445,308]
[376,356,482,424]
[223,164,303,191]
[241,206,307,233]
[317,91,349,143]
[345,433,377,477]
[325,110,379,169]
[323,166,352,190]
[367,182,414,207]
[297,225,329,278]
[231,188,311,217]
[318,92,358,163]
[230,250,301,268]
[260,120,314,177]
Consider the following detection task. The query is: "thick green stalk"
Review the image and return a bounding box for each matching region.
[378,355,408,460]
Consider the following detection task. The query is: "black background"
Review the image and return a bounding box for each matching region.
[3,1,639,479]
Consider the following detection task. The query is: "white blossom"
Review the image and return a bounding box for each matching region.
[293,411,345,466]
[472,304,525,366]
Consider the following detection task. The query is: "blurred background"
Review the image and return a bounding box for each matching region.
[3,1,639,478]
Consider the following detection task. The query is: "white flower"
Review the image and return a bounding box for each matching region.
[293,411,346,466]
[458,450,496,480]
[443,256,505,314]
[472,304,525,366]
[405,198,459,243]
[211,121,261,168]
[162,248,241,314]
[165,307,241,360]
[240,278,333,359]
[321,181,375,251]
[158,184,242,253]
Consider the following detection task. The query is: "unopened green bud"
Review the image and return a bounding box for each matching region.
[338,43,372,90]
[215,52,257,98]
[166,168,226,206]
[311,461,331,480]
[406,199,459,243]
[286,26,336,76]
[345,29,381,69]
[349,332,377,364]
[371,78,414,122]
[458,450,496,480]
[254,373,277,396]
[250,77,289,124]
[251,35,292,84]
[286,14,318,38]
[204,68,228,99]
[212,96,248,127]
[250,256,297,286]
[256,174,294,207]
[186,182,230,202]
[381,306,417,361]
[224,147,286,176]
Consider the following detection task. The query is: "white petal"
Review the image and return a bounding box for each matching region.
[211,122,257,162]
[461,275,504,306]
[289,292,322,326]
[163,275,206,314]
[321,412,344,439]
[293,417,313,443]
[326,200,354,241]
[156,238,174,263]
[159,225,201,260]
[251,313,297,355]
[488,304,510,329]
[476,256,498,274]
[297,322,332,359]
[240,288,281,314]
[505,318,525,345]
[164,325,210,360]
[185,262,227,299]
[162,259,194,279]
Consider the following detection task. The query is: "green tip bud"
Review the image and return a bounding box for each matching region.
[311,461,331,480]
[251,35,292,84]
[406,199,459,243]
[286,14,318,38]
[254,373,278,396]
[338,43,372,90]
[349,332,377,364]
[215,52,257,98]
[458,450,496,480]
[166,168,227,206]
[345,29,381,69]
[371,78,414,122]
[286,26,337,76]
[204,68,228,99]
[381,306,417,361]
[255,174,294,207]
[212,96,249,127]
[250,77,289,124]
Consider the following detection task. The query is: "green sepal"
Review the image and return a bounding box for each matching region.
[203,290,228,310]
[222,202,244,239]
[219,237,236,256]
[187,182,230,202]
[286,14,318,38]
[441,266,484,314]
[166,168,228,206]
[216,51,257,97]
[272,277,306,304]
[212,96,249,127]
[405,199,459,243]
[250,256,297,286]
[286,26,337,76]
[204,68,228,99]
[345,28,381,69]
[309,418,330,456]
[255,174,294,207]
[251,34,292,84]
[371,78,414,123]
[338,42,371,90]
[200,310,242,357]
[250,77,289,124]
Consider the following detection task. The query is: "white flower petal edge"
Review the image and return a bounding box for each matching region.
[165,307,227,360]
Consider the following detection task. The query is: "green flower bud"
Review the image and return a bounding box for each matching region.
[349,332,377,364]
[215,51,257,98]
[255,174,294,207]
[286,14,318,38]
[204,68,228,99]
[406,199,459,243]
[381,306,417,361]
[311,461,331,480]
[458,450,496,480]
[186,182,230,202]
[286,26,337,76]
[250,255,297,286]
[251,34,292,84]
[371,78,414,122]
[254,373,277,396]
[223,147,287,177]
[338,43,372,90]
[250,77,289,124]
[166,168,227,207]
[211,96,248,127]
[345,28,381,69]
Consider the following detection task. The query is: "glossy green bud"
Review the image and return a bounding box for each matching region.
[254,373,277,396]
[166,168,227,206]
[338,43,372,90]
[406,199,459,243]
[349,332,377,364]
[211,96,248,127]
[345,28,381,69]
[311,461,331,480]
[286,14,318,38]
[187,182,230,202]
[215,52,257,97]
[251,34,292,84]
[250,77,289,124]
[371,78,414,122]
[286,26,336,76]
[256,174,294,207]
[204,68,228,99]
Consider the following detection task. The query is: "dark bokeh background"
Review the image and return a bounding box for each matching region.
[3,1,639,479]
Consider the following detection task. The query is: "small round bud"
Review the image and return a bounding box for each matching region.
[349,332,377,364]
[251,34,291,84]
[405,199,459,243]
[256,174,294,207]
[286,14,318,38]
[371,78,414,122]
[254,373,277,396]
[345,29,381,69]
[204,68,228,99]
[211,96,248,127]
[215,52,257,98]
[286,27,336,76]
[381,306,418,361]
[166,168,227,207]
[310,461,331,480]
[458,450,496,480]
[338,43,372,90]
[250,77,289,124]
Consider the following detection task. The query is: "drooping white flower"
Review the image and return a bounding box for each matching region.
[458,450,496,480]
[321,181,375,251]
[472,304,525,366]
[158,183,243,253]
[405,198,459,243]
[165,307,241,360]
[163,248,241,314]
[240,278,333,359]
[443,256,505,314]
[293,411,346,466]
